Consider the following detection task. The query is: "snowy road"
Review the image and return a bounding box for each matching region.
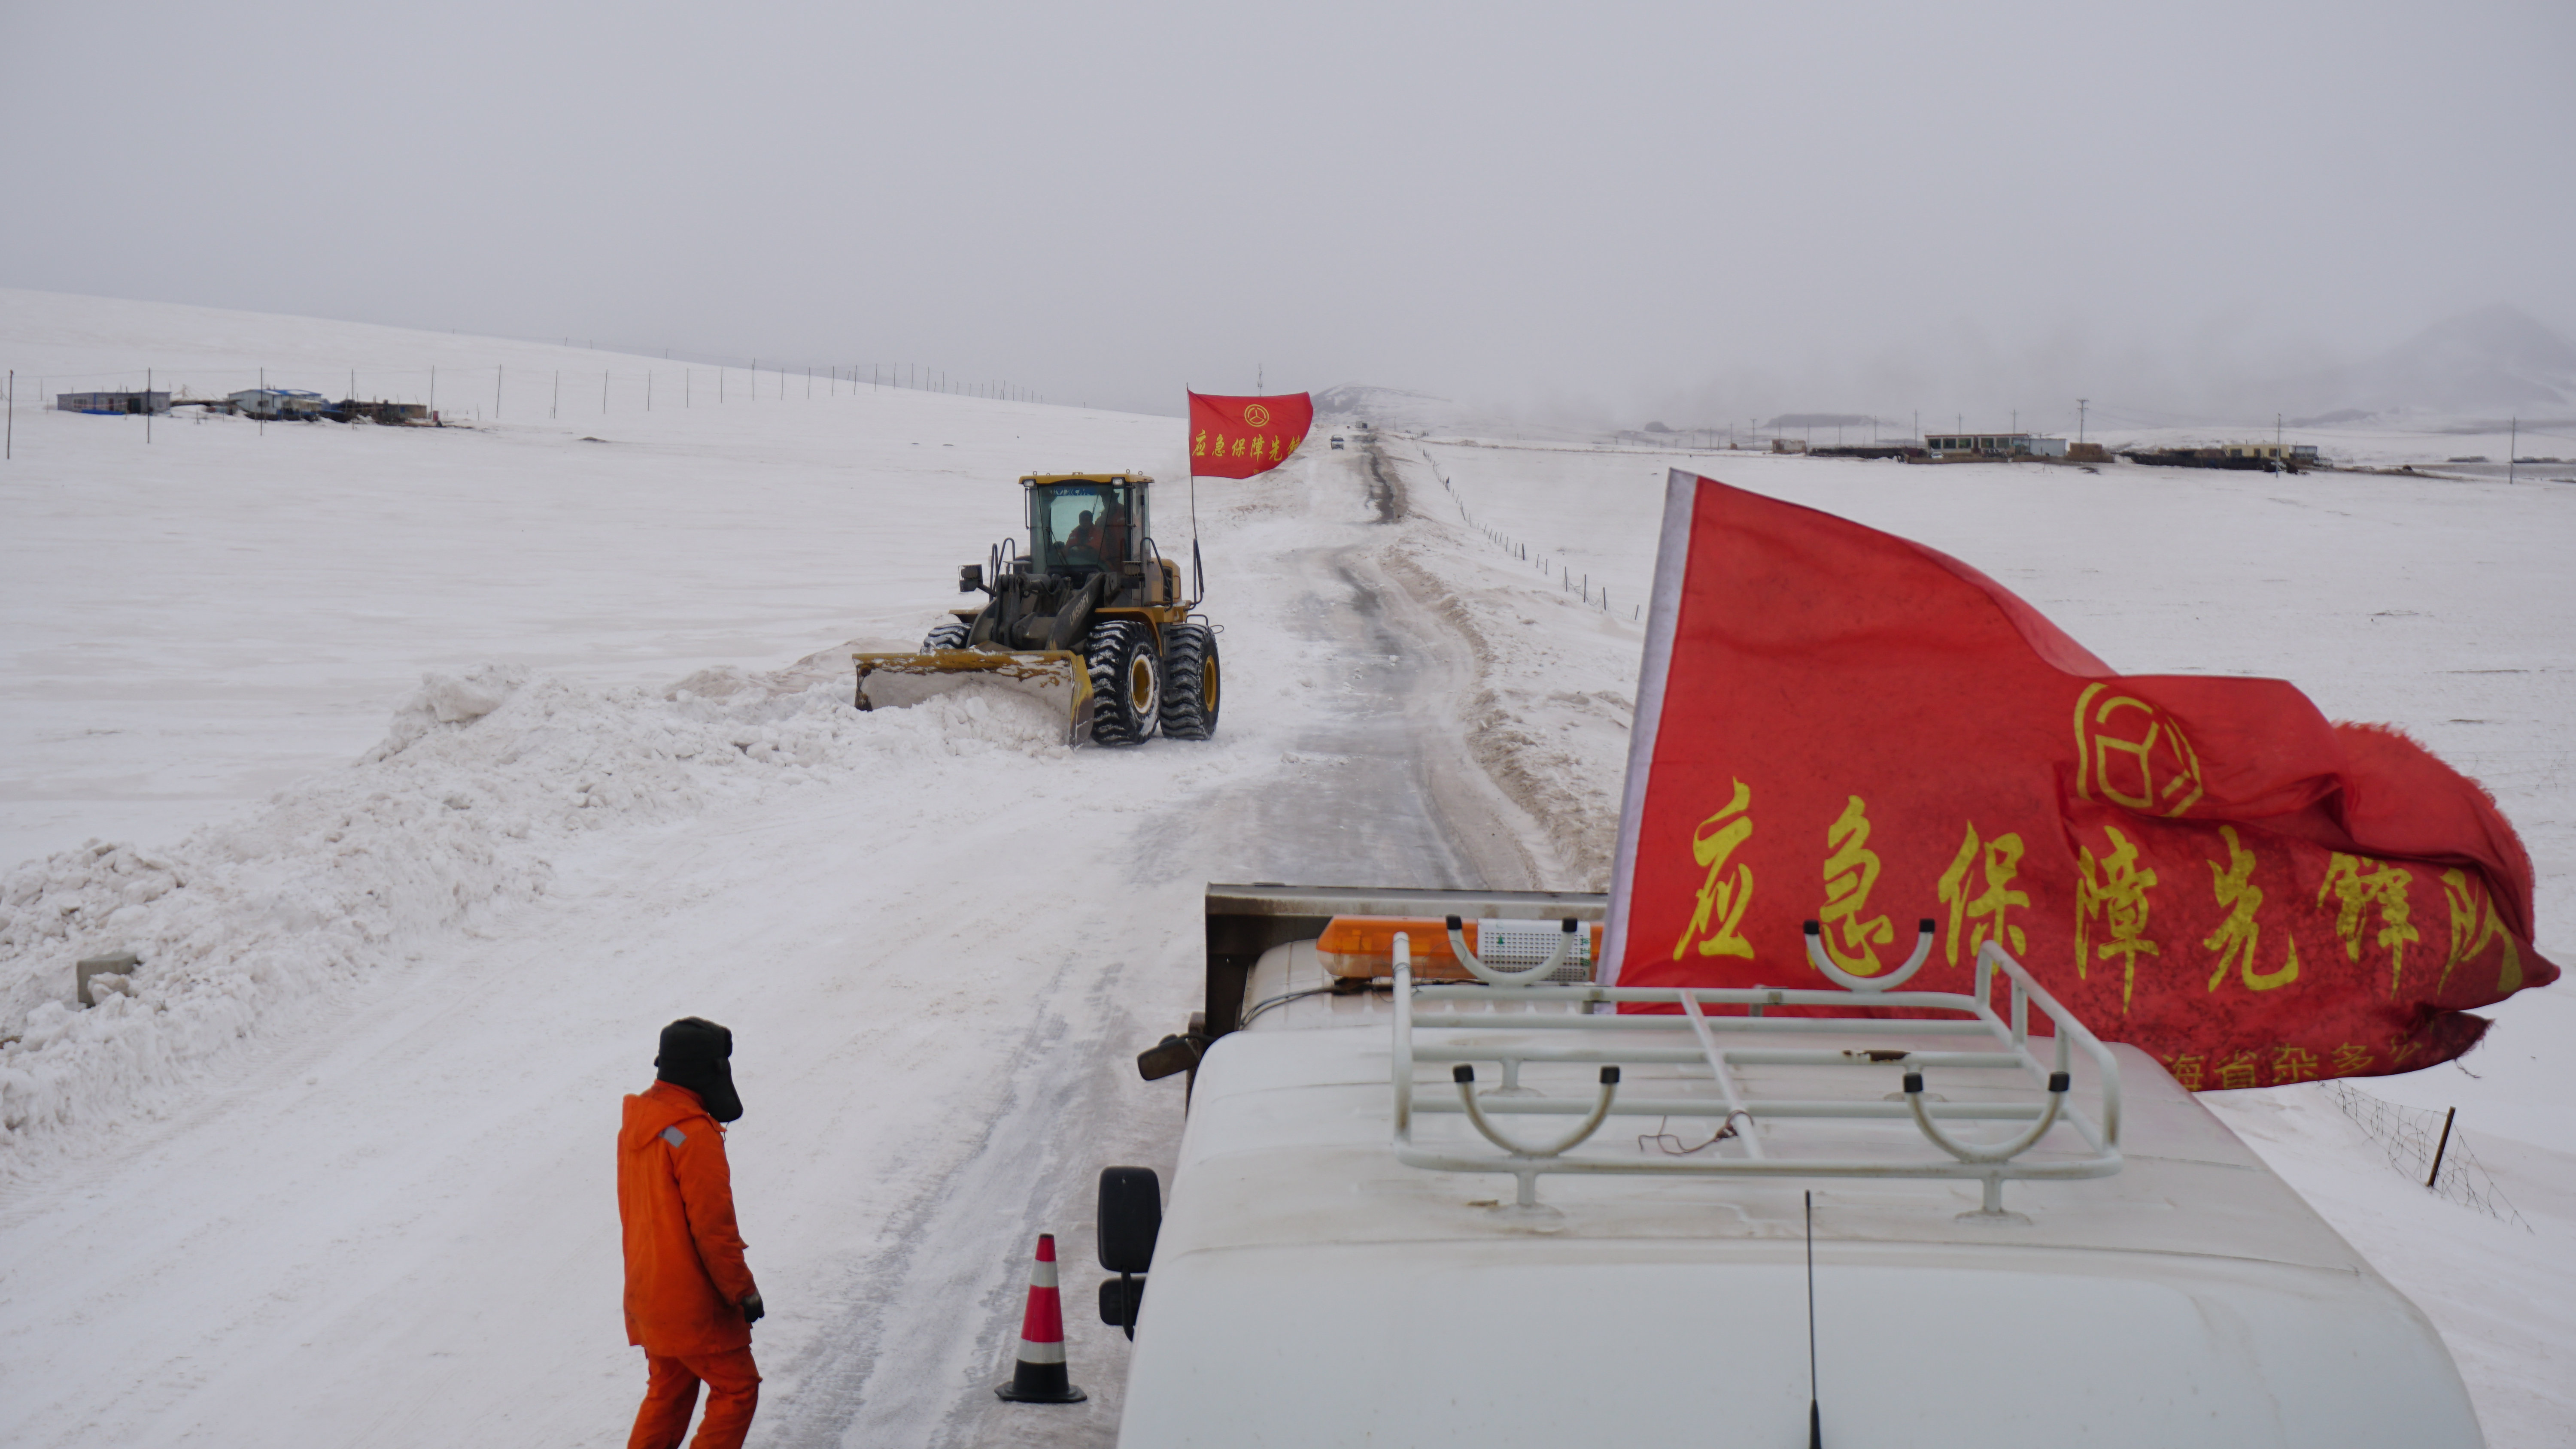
[0,382,1519,1448]
[763,446,1525,1449]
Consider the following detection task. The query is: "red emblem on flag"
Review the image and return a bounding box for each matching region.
[1604,471,2556,1084]
[1188,391,1312,479]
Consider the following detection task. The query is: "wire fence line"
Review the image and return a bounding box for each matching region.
[0,358,1042,441]
[5,360,1046,422]
[2320,1079,2531,1231]
[1409,444,1643,624]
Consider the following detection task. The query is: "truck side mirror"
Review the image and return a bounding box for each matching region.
[1099,1166,1162,1338]
[959,563,984,593]
[1099,1275,1144,1335]
[1135,1033,1200,1081]
[1099,1166,1161,1273]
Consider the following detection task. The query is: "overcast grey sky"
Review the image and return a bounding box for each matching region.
[4,0,2569,426]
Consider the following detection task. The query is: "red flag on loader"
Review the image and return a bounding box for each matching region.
[1189,391,1312,479]
[1603,470,2555,1086]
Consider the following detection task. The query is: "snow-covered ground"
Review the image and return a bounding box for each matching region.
[2,291,2571,1445]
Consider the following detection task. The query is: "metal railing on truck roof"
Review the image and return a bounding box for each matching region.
[1392,922,2123,1218]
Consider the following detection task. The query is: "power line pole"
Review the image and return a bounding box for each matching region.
[2509,417,2518,485]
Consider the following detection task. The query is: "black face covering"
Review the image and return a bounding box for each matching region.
[655,1016,744,1123]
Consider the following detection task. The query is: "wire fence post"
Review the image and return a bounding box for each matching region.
[2426,1106,2456,1188]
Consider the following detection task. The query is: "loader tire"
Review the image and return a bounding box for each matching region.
[1159,622,1220,740]
[1085,621,1161,746]
[923,620,971,652]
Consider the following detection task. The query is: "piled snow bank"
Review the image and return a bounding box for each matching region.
[0,658,1065,1169]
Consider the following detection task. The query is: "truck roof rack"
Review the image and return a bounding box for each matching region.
[1392,923,2123,1219]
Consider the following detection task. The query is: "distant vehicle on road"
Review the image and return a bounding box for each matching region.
[1330,436,1346,450]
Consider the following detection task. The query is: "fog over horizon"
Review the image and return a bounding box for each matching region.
[3,0,2569,430]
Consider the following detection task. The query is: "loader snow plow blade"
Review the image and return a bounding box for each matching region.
[853,649,1096,745]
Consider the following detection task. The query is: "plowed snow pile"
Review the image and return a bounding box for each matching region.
[0,660,1065,1163]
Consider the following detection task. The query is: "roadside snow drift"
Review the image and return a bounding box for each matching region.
[0,661,1068,1160]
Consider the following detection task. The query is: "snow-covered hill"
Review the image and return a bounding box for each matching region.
[2281,303,2576,418]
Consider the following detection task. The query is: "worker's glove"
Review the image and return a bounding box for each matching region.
[739,1291,766,1325]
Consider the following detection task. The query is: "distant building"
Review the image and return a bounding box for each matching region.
[1922,431,2065,457]
[2220,442,2319,463]
[57,391,170,415]
[2117,443,2321,473]
[226,388,330,419]
[330,399,434,425]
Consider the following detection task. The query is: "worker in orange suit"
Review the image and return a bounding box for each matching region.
[620,1017,765,1449]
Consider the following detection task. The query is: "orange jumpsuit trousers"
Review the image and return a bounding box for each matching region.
[628,1348,760,1449]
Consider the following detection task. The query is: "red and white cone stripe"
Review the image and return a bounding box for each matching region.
[995,1232,1085,1403]
[1017,1234,1066,1364]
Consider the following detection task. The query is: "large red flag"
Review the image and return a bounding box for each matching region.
[1604,470,2555,1086]
[1188,391,1312,478]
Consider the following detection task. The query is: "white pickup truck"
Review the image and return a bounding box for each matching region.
[1094,884,2484,1448]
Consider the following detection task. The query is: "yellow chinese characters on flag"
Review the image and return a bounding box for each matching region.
[1602,471,2556,1085]
[1188,391,1312,479]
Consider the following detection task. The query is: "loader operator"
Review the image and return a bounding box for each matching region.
[619,1017,765,1449]
[1067,509,1100,558]
[1100,503,1134,563]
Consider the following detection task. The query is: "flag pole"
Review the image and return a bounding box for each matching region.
[1189,391,1203,606]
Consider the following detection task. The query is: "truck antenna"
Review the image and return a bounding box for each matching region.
[1807,1189,1823,1448]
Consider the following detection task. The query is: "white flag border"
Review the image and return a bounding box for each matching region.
[1599,468,1704,988]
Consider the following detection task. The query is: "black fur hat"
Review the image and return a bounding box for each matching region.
[655,1016,743,1123]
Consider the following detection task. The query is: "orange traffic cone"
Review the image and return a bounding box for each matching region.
[994,1232,1087,1403]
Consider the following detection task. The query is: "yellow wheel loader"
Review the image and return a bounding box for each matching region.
[854,473,1221,746]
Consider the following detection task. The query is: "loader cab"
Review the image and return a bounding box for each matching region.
[1026,473,1151,579]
